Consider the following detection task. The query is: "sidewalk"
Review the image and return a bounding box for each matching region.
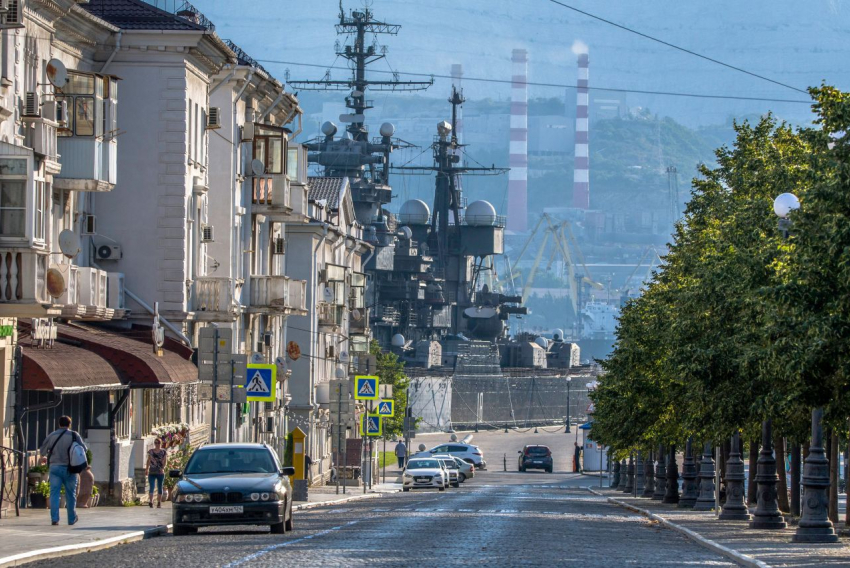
[0,485,400,567]
[592,488,850,567]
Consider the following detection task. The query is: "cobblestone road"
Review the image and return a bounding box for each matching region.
[30,471,735,567]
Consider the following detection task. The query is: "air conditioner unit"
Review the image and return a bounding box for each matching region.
[78,267,106,308]
[82,214,96,235]
[206,107,221,130]
[107,272,125,309]
[23,91,40,117]
[96,243,122,261]
[1,1,23,27]
[201,224,214,243]
[50,263,78,305]
[241,122,255,141]
[272,237,286,255]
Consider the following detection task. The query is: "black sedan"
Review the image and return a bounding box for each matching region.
[170,443,296,536]
[518,445,554,473]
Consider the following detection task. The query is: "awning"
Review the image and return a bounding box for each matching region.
[20,321,198,391]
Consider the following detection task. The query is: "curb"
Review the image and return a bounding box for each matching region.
[0,523,171,568]
[0,491,401,567]
[587,488,769,568]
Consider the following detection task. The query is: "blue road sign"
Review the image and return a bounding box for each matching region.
[245,364,276,402]
[361,413,382,436]
[377,399,394,417]
[354,375,379,401]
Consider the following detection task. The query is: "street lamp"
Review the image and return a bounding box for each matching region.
[775,193,839,543]
[565,377,572,434]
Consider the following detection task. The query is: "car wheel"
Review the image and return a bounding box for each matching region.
[172,524,191,537]
[452,482,460,488]
[547,467,553,473]
[285,499,294,532]
[438,486,445,491]
[403,487,410,492]
[459,473,466,483]
[519,466,525,472]
[270,520,285,534]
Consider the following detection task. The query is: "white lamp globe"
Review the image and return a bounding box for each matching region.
[773,193,800,219]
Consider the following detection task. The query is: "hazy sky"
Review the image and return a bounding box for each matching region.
[192,0,850,127]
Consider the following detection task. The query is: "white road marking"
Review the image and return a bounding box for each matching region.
[222,520,361,567]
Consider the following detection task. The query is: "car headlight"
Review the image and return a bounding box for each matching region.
[403,473,413,479]
[260,492,270,501]
[250,493,260,501]
[175,493,209,503]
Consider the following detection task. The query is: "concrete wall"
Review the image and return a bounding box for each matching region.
[409,377,452,433]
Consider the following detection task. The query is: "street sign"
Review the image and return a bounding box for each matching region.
[245,364,276,402]
[354,375,379,401]
[360,413,382,437]
[356,354,378,375]
[379,384,393,399]
[377,398,394,417]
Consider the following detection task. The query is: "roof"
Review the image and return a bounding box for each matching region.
[308,177,346,210]
[82,0,206,31]
[20,321,197,391]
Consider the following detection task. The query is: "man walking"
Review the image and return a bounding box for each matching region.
[39,416,87,526]
[573,442,583,474]
[394,439,407,470]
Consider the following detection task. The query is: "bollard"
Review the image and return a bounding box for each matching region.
[503,453,507,472]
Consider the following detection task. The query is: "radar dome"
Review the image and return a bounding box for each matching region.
[399,199,430,225]
[466,200,497,226]
[534,336,549,349]
[391,334,406,348]
[380,122,396,137]
[552,328,564,341]
[321,121,337,137]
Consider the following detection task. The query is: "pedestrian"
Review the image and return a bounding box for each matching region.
[39,415,87,526]
[394,439,407,469]
[574,442,583,473]
[145,438,167,508]
[304,454,313,482]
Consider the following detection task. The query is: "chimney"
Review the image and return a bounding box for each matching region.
[507,49,528,232]
[572,47,590,210]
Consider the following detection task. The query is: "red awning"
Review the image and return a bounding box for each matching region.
[20,321,198,391]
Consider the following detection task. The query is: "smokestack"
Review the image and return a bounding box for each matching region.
[572,43,590,210]
[507,49,528,232]
[451,64,463,147]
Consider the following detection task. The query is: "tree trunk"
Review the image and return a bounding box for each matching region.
[747,439,759,505]
[829,429,839,523]
[775,437,790,512]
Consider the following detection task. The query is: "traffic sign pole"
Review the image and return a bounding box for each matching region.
[211,328,219,444]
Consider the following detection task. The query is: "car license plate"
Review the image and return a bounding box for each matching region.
[210,506,243,514]
[533,460,542,464]
[415,477,429,482]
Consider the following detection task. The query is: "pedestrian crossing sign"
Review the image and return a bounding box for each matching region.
[377,399,394,417]
[354,375,379,401]
[245,364,276,402]
[360,413,382,437]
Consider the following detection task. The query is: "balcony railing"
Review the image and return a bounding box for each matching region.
[24,117,60,174]
[192,277,236,321]
[0,250,58,316]
[54,138,116,191]
[252,174,290,209]
[250,276,306,314]
[317,302,344,328]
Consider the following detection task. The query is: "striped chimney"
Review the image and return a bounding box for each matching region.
[572,41,590,209]
[507,49,528,232]
[451,63,463,144]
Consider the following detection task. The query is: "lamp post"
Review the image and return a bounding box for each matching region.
[611,456,621,489]
[719,431,751,520]
[773,192,838,542]
[679,437,699,508]
[642,451,655,498]
[624,454,635,493]
[652,444,666,500]
[750,419,786,529]
[663,445,679,504]
[565,377,572,434]
[693,442,717,511]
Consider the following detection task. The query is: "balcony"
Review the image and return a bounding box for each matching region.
[252,175,295,221]
[317,302,344,329]
[23,117,61,175]
[350,306,369,335]
[0,250,60,317]
[53,138,116,192]
[192,277,237,322]
[249,276,306,315]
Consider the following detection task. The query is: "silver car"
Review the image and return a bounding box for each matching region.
[436,457,460,488]
[434,454,473,483]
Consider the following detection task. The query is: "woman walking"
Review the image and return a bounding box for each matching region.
[145,438,167,508]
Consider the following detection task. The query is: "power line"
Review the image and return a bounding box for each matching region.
[258,58,810,104]
[544,0,808,95]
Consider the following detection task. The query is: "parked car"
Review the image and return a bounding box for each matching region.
[518,445,554,473]
[427,443,486,469]
[452,456,474,481]
[434,456,461,488]
[170,443,296,536]
[402,458,448,491]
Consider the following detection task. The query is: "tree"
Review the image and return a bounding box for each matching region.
[369,340,411,439]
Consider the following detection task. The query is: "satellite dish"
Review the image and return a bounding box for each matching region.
[46,268,66,298]
[275,356,286,367]
[335,368,347,379]
[323,287,334,303]
[251,159,265,176]
[46,59,68,89]
[58,229,81,258]
[351,308,362,321]
[339,351,350,363]
[287,340,301,361]
[251,353,265,364]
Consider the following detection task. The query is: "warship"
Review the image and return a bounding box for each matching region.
[291,4,599,432]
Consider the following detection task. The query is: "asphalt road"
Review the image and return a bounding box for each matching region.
[30,434,736,568]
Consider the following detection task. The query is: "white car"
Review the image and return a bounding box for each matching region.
[427,443,486,470]
[403,458,448,492]
[451,456,474,481]
[435,457,460,488]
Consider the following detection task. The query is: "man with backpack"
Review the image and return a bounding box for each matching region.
[39,416,88,526]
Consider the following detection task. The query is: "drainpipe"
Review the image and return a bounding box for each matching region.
[210,64,236,96]
[124,289,192,345]
[236,68,256,308]
[99,31,122,74]
[107,390,130,500]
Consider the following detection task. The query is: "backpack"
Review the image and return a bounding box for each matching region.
[68,433,88,474]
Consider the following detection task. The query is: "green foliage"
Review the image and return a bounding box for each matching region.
[590,87,850,451]
[33,481,50,498]
[28,464,48,474]
[369,340,412,439]
[282,431,294,467]
[163,449,193,491]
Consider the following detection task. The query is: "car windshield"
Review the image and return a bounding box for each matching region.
[407,460,439,469]
[527,447,550,455]
[441,460,458,469]
[185,448,277,474]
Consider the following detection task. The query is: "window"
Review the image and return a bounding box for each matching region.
[74,98,95,136]
[0,158,27,238]
[286,147,298,181]
[57,71,99,138]
[188,99,193,161]
[34,181,49,241]
[253,125,285,174]
[194,102,199,163]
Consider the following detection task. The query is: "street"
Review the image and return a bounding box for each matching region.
[29,432,734,567]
